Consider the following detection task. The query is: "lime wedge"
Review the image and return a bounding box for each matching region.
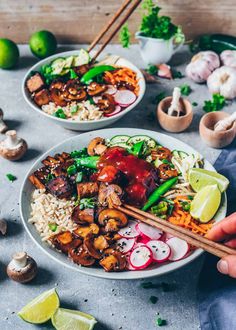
[189,168,229,193]
[190,184,221,223]
[52,308,97,330]
[18,288,59,324]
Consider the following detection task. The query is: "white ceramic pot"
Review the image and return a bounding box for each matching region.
[136,32,184,65]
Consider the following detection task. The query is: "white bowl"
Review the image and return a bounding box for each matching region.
[20,128,227,280]
[22,50,145,131]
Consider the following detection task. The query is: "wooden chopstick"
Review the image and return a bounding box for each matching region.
[91,0,142,61]
[115,204,236,259]
[88,0,133,52]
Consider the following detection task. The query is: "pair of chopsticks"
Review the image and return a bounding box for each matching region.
[88,0,142,61]
[115,204,236,259]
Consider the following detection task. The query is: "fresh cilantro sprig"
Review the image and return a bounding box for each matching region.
[119,24,131,48]
[147,65,158,75]
[180,84,192,96]
[203,94,226,112]
[6,173,17,182]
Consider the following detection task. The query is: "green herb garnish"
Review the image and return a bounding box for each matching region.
[76,172,83,183]
[171,69,184,79]
[181,201,191,211]
[203,94,225,112]
[67,164,77,176]
[156,317,166,326]
[48,223,58,232]
[70,148,88,158]
[79,198,96,210]
[70,105,78,114]
[45,173,55,183]
[88,97,95,105]
[69,69,78,79]
[150,296,158,304]
[147,65,158,75]
[192,102,198,106]
[119,24,131,48]
[180,84,192,96]
[6,173,17,182]
[54,108,67,119]
[162,159,174,168]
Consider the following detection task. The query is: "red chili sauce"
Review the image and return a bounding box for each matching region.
[96,147,158,206]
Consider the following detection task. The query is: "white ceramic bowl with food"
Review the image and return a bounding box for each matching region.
[22,50,145,131]
[20,128,227,280]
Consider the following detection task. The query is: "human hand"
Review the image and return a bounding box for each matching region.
[206,212,236,277]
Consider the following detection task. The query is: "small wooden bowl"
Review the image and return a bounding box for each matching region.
[199,112,236,148]
[157,96,193,133]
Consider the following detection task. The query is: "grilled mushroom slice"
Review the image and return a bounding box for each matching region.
[77,182,99,198]
[158,163,178,180]
[50,88,67,107]
[97,93,116,114]
[151,147,172,161]
[98,209,128,232]
[63,80,87,102]
[50,231,82,254]
[69,245,95,266]
[87,82,107,96]
[99,249,126,272]
[71,206,94,225]
[87,137,107,156]
[94,235,109,251]
[73,223,100,239]
[98,183,122,207]
[83,234,102,259]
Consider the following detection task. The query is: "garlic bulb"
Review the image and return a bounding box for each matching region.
[186,51,220,83]
[220,50,236,68]
[207,66,236,99]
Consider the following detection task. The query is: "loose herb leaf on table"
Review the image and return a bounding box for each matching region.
[203,93,226,112]
[180,84,192,96]
[6,173,17,182]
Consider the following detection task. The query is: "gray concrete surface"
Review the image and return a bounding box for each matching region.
[0,45,234,330]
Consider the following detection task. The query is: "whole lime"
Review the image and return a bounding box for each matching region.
[29,30,57,59]
[0,39,19,69]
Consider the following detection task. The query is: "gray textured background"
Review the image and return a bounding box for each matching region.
[0,45,234,330]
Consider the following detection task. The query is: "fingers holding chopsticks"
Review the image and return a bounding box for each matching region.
[206,212,236,242]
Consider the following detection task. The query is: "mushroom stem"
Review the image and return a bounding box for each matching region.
[214,112,236,131]
[167,87,181,117]
[0,109,8,133]
[5,130,21,149]
[12,252,28,270]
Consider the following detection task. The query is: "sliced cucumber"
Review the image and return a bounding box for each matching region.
[64,55,74,68]
[110,135,130,145]
[73,49,90,66]
[51,58,66,75]
[110,142,129,149]
[172,150,189,159]
[127,135,157,149]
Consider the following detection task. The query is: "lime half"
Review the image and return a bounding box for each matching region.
[52,308,97,330]
[190,184,221,223]
[18,288,59,324]
[189,168,229,193]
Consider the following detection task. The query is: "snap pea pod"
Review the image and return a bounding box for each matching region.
[142,177,178,211]
[80,65,116,84]
[129,141,145,157]
[75,156,99,169]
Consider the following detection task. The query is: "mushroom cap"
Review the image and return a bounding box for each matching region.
[0,139,28,161]
[7,255,38,283]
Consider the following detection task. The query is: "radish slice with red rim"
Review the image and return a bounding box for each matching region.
[116,237,136,254]
[137,235,150,245]
[106,85,117,95]
[104,105,122,117]
[125,253,136,270]
[114,90,136,106]
[146,240,171,263]
[136,223,162,240]
[118,220,139,239]
[129,245,153,270]
[167,237,190,261]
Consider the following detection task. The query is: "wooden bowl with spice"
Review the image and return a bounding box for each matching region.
[157,88,193,133]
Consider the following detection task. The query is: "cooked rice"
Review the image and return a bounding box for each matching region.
[42,100,103,121]
[28,189,77,242]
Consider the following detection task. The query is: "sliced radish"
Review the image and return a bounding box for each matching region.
[125,253,136,271]
[146,240,171,263]
[167,237,190,261]
[116,237,136,254]
[106,85,117,95]
[114,90,136,106]
[164,233,174,241]
[118,220,139,239]
[137,235,150,245]
[136,223,162,240]
[104,105,122,117]
[129,245,153,270]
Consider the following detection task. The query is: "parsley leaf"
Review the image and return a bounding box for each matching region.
[180,84,192,96]
[147,65,158,75]
[203,94,226,112]
[192,102,198,106]
[156,317,167,326]
[6,173,17,182]
[119,24,131,48]
[150,296,158,304]
[171,69,184,79]
[48,223,58,232]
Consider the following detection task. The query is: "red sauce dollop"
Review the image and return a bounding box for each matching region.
[97,147,158,206]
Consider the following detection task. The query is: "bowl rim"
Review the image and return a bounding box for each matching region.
[22,50,146,125]
[19,128,227,280]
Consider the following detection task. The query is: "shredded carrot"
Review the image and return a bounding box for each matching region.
[167,195,213,236]
[104,67,140,95]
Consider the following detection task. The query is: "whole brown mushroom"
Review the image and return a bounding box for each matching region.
[7,252,38,283]
[0,130,28,160]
